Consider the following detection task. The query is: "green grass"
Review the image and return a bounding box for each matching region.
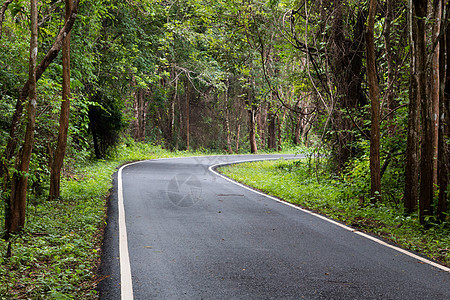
[0,162,116,299]
[1,149,447,298]
[0,142,225,299]
[219,159,450,268]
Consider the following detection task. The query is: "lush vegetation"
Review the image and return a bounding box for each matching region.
[220,159,449,267]
[0,142,202,299]
[0,0,449,297]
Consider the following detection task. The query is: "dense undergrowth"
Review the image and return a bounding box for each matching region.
[220,159,450,268]
[0,143,197,299]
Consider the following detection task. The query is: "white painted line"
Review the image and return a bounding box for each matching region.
[118,162,139,300]
[209,160,450,273]
[115,154,296,300]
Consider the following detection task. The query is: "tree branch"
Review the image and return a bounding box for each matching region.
[381,104,408,123]
[345,106,369,140]
[3,0,80,165]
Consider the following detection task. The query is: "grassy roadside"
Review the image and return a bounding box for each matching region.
[0,143,216,299]
[219,159,450,268]
[1,149,447,298]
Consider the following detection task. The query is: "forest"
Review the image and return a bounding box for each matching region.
[0,0,449,296]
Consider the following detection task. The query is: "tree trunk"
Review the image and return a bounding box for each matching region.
[277,110,285,151]
[186,81,190,151]
[246,87,257,154]
[301,104,313,147]
[366,0,381,201]
[328,0,365,174]
[89,108,102,159]
[142,92,148,140]
[175,90,182,151]
[6,0,38,234]
[249,105,257,153]
[235,122,240,153]
[268,105,277,149]
[259,103,267,149]
[168,74,177,148]
[49,0,73,201]
[133,89,140,141]
[404,0,420,213]
[437,14,449,221]
[225,79,233,153]
[133,89,147,142]
[0,0,80,183]
[384,0,396,136]
[415,0,432,224]
[132,82,139,141]
[294,111,301,145]
[431,0,442,191]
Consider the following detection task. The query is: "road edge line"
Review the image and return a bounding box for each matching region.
[118,162,140,300]
[114,154,298,300]
[209,160,450,274]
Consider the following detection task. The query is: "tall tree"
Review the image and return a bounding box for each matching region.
[49,0,73,201]
[247,79,258,154]
[224,79,233,153]
[1,0,80,181]
[431,0,442,190]
[3,0,80,234]
[404,0,420,213]
[323,0,366,173]
[133,88,148,142]
[366,0,381,201]
[6,0,38,233]
[437,3,449,221]
[414,0,433,224]
[383,0,395,135]
[185,79,190,151]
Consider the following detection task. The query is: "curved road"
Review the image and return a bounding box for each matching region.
[98,155,449,299]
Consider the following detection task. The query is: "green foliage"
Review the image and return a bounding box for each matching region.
[220,159,450,267]
[0,0,447,295]
[0,141,206,298]
[0,151,130,297]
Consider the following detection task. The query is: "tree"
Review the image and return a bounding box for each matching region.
[185,78,190,150]
[49,0,73,201]
[431,0,442,190]
[415,0,432,224]
[437,1,449,222]
[6,0,38,233]
[366,0,381,201]
[224,78,233,153]
[2,0,446,233]
[404,0,420,213]
[4,0,80,234]
[1,0,80,177]
[246,80,258,153]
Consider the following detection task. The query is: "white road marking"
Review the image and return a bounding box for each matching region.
[209,160,450,274]
[115,155,294,300]
[118,162,137,300]
[117,154,448,300]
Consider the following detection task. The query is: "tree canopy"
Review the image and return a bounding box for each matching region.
[0,0,449,233]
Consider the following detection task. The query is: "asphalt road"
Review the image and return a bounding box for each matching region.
[97,155,449,299]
